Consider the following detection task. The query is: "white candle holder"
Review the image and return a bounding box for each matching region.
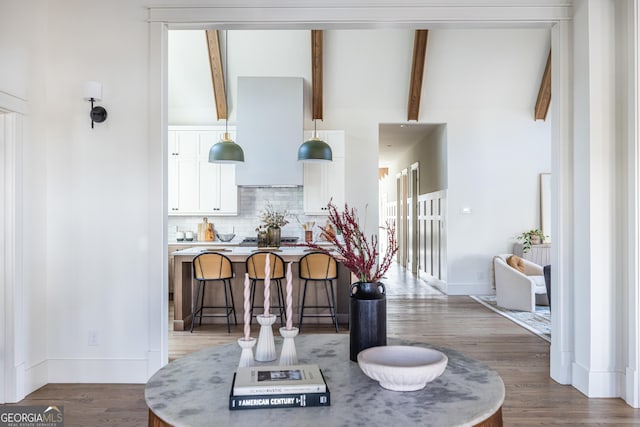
[278,327,299,366]
[255,314,277,362]
[237,337,256,368]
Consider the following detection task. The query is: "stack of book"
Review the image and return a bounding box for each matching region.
[229,364,331,410]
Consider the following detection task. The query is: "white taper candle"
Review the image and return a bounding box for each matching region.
[243,273,251,340]
[286,262,293,330]
[263,253,271,315]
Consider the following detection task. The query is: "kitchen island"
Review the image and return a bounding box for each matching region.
[171,245,350,331]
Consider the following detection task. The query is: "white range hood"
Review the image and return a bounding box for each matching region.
[235,76,304,186]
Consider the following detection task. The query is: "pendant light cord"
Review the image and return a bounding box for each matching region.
[225,30,229,136]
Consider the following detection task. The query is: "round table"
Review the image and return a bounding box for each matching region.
[145,335,504,427]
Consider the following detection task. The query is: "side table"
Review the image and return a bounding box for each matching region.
[146,334,504,427]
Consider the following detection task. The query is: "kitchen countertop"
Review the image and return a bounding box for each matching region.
[171,245,337,264]
[169,239,242,246]
[169,239,335,247]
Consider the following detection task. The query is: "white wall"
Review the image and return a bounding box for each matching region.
[421,29,552,294]
[168,30,312,125]
[42,0,153,382]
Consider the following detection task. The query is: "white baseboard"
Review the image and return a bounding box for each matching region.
[23,359,48,399]
[147,350,164,379]
[446,282,494,295]
[47,358,149,383]
[625,366,640,408]
[572,361,621,398]
[147,350,169,380]
[550,347,572,384]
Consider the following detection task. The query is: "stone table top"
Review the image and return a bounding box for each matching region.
[145,334,504,427]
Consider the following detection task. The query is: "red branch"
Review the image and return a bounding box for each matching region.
[304,202,399,283]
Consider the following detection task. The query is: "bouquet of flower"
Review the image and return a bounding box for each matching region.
[304,202,398,283]
[260,202,289,228]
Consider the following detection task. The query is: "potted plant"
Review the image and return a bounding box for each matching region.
[517,228,547,253]
[304,202,399,361]
[260,202,290,247]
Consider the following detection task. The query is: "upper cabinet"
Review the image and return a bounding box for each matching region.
[168,126,238,216]
[303,130,345,215]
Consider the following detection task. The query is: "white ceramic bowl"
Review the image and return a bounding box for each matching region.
[357,345,448,391]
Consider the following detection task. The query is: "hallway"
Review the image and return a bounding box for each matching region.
[383,262,444,299]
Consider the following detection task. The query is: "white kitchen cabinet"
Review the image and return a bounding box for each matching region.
[168,126,238,216]
[303,130,345,215]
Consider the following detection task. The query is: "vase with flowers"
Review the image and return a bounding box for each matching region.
[304,202,398,361]
[260,203,290,248]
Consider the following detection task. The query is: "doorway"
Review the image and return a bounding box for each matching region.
[379,123,447,286]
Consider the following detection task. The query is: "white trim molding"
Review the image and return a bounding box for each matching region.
[148,1,573,27]
[0,112,5,404]
[625,0,640,408]
[1,112,25,403]
[47,359,149,383]
[550,18,574,385]
[148,21,170,375]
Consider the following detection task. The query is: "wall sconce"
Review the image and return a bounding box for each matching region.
[83,81,107,128]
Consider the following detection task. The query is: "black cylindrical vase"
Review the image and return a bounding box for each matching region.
[349,282,387,362]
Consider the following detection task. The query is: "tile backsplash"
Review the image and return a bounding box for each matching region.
[168,187,329,242]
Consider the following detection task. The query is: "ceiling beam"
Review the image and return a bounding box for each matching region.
[205,30,227,120]
[534,50,551,121]
[311,30,323,120]
[407,30,429,121]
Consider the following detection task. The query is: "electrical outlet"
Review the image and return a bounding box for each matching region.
[88,330,99,346]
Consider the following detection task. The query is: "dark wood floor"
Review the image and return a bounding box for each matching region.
[7,267,640,426]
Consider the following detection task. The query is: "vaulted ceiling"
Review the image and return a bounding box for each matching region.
[168,28,551,166]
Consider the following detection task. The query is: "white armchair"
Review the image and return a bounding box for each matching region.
[493,254,549,312]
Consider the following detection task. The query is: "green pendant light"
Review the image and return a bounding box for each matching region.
[298,119,332,162]
[209,30,245,164]
[209,131,244,163]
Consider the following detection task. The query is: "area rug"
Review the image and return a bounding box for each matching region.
[470,295,551,343]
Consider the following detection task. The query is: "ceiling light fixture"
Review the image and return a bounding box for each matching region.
[298,119,332,162]
[209,30,245,164]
